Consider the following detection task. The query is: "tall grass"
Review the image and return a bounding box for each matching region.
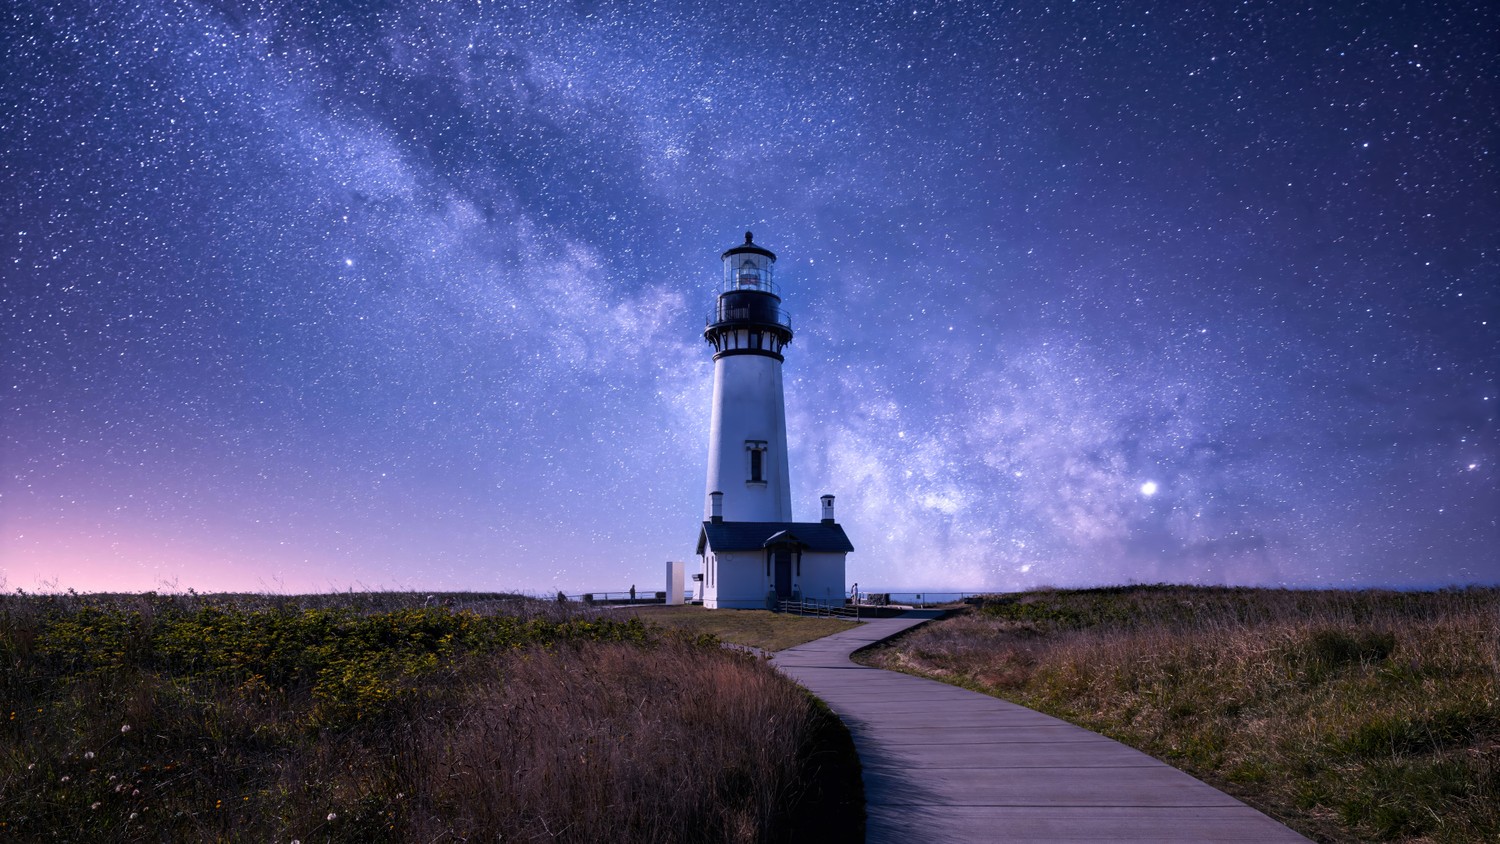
[861,585,1499,844]
[1,590,860,842]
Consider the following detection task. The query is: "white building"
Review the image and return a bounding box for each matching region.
[696,233,851,610]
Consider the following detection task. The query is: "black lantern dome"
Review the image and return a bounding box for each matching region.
[705,231,792,360]
[720,230,777,261]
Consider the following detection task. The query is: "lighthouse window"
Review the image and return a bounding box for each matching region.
[746,441,768,484]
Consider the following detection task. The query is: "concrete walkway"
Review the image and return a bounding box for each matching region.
[773,613,1309,843]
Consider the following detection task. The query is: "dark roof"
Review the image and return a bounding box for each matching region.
[697,521,854,555]
[720,231,776,261]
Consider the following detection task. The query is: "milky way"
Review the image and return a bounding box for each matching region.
[2,0,1496,593]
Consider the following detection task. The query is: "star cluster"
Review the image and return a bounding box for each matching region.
[2,0,1495,593]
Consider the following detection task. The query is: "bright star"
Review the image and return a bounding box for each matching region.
[1140,481,1159,497]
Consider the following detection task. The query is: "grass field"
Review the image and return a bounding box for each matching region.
[608,605,856,651]
[859,585,1499,844]
[1,590,861,842]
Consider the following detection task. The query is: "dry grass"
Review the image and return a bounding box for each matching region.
[0,590,861,842]
[405,641,856,842]
[859,585,1499,844]
[607,605,856,652]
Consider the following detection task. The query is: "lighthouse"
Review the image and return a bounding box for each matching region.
[703,232,794,522]
[695,232,852,610]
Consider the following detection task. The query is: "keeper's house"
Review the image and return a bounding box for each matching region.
[697,494,852,610]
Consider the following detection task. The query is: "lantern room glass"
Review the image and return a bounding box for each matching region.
[722,254,776,295]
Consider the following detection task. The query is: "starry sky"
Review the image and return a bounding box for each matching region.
[3,0,1496,595]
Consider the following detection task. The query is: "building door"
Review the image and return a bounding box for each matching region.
[774,550,792,598]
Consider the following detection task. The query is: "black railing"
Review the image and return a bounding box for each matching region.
[861,592,986,607]
[561,591,692,605]
[776,598,860,619]
[706,304,791,330]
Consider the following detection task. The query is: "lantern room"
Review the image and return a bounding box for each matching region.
[721,231,777,294]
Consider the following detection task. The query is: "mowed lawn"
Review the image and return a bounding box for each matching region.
[608,605,855,651]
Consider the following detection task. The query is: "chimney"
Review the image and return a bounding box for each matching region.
[820,494,836,524]
[710,491,724,523]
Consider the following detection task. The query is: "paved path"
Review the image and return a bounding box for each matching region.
[773,613,1309,843]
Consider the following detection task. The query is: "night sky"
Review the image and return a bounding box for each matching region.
[3,0,1496,595]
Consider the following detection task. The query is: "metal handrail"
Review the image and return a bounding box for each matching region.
[705,307,792,329]
[776,598,859,619]
[564,591,689,605]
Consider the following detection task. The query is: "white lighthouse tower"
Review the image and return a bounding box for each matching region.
[696,232,851,610]
[703,232,794,522]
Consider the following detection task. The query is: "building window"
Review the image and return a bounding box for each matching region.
[746,441,767,484]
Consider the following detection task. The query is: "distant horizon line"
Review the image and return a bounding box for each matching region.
[7,581,1497,597]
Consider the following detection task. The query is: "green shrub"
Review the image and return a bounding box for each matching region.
[0,592,852,842]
